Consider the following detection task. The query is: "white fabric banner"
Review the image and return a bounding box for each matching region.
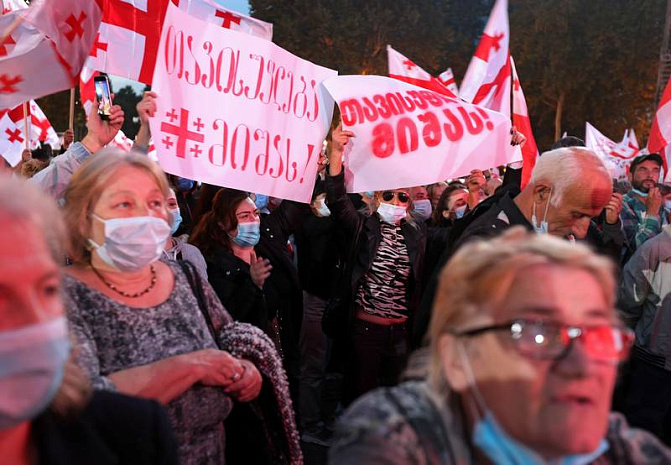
[149,4,336,202]
[322,75,518,193]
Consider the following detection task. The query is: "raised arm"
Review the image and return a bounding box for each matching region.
[32,101,124,201]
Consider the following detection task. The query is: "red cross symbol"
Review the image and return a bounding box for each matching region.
[165,109,178,123]
[162,136,174,149]
[160,108,205,158]
[90,32,108,58]
[64,12,87,42]
[0,74,22,94]
[193,117,204,131]
[31,116,51,142]
[513,77,520,91]
[2,7,11,14]
[474,32,505,62]
[472,60,511,105]
[402,60,417,71]
[5,128,23,144]
[103,0,174,85]
[0,35,16,58]
[216,10,242,29]
[190,145,202,158]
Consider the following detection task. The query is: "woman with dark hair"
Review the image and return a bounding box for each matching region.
[189,188,309,398]
[430,183,469,228]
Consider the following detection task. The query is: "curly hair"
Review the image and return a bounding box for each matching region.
[189,188,250,256]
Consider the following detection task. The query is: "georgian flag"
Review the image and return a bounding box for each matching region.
[460,0,511,116]
[0,100,59,149]
[0,112,25,166]
[511,57,538,188]
[585,122,641,178]
[649,76,671,166]
[86,0,273,86]
[387,45,455,96]
[438,68,459,97]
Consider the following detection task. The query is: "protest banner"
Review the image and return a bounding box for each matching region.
[149,3,336,203]
[322,75,517,193]
[585,122,639,178]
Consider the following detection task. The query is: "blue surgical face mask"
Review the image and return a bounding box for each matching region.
[632,188,649,198]
[0,317,70,428]
[254,194,269,211]
[88,215,171,272]
[231,222,260,247]
[458,343,610,465]
[412,199,432,222]
[531,188,552,235]
[454,204,467,219]
[168,207,182,235]
[377,202,407,224]
[176,178,195,192]
[364,191,375,198]
[665,200,671,211]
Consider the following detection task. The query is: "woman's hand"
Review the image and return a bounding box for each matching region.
[224,359,263,402]
[137,91,158,125]
[82,97,124,153]
[328,123,355,176]
[511,125,527,147]
[250,250,272,289]
[190,349,245,387]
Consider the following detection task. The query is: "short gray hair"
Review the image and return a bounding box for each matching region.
[0,174,66,262]
[530,147,610,205]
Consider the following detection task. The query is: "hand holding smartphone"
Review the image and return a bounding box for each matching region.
[94,74,113,121]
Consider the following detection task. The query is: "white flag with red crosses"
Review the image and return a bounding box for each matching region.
[78,67,99,117]
[460,0,511,116]
[1,0,28,14]
[0,112,25,166]
[649,76,671,164]
[585,122,640,178]
[0,1,103,108]
[387,45,455,96]
[438,68,459,97]
[511,57,538,188]
[85,0,272,86]
[0,100,59,149]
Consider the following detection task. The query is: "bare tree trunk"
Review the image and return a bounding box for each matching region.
[554,91,566,141]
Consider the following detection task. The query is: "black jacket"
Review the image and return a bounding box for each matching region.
[294,214,340,300]
[326,171,427,331]
[205,249,268,330]
[33,391,177,465]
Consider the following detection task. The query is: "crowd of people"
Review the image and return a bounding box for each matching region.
[3,89,671,464]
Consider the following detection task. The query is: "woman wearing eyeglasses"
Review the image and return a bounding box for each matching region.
[329,228,671,464]
[326,124,427,403]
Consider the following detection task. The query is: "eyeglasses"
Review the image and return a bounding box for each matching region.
[453,318,634,364]
[382,191,410,203]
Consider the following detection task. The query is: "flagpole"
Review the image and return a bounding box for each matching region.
[69,88,75,130]
[22,101,29,151]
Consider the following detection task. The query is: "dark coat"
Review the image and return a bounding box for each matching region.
[33,391,177,465]
[294,214,340,300]
[325,171,427,332]
[205,249,268,330]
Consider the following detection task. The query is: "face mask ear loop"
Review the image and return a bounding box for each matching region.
[457,340,488,423]
[542,187,553,223]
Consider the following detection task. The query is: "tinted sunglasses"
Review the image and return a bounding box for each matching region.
[382,191,410,203]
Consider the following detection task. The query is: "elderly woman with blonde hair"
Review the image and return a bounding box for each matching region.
[329,228,671,464]
[61,149,301,464]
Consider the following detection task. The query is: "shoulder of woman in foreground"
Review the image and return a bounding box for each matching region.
[329,381,448,465]
[606,412,671,462]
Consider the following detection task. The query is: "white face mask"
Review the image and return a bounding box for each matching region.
[377,202,407,224]
[0,317,70,428]
[531,189,553,235]
[316,198,331,217]
[88,214,171,272]
[412,199,433,222]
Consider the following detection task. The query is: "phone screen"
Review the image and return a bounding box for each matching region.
[94,77,112,119]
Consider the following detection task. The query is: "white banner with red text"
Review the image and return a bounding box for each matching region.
[322,75,518,192]
[149,3,336,202]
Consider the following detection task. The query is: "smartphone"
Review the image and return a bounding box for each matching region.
[94,75,113,121]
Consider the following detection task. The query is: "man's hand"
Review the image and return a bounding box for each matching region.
[646,187,662,217]
[82,97,124,153]
[604,193,623,225]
